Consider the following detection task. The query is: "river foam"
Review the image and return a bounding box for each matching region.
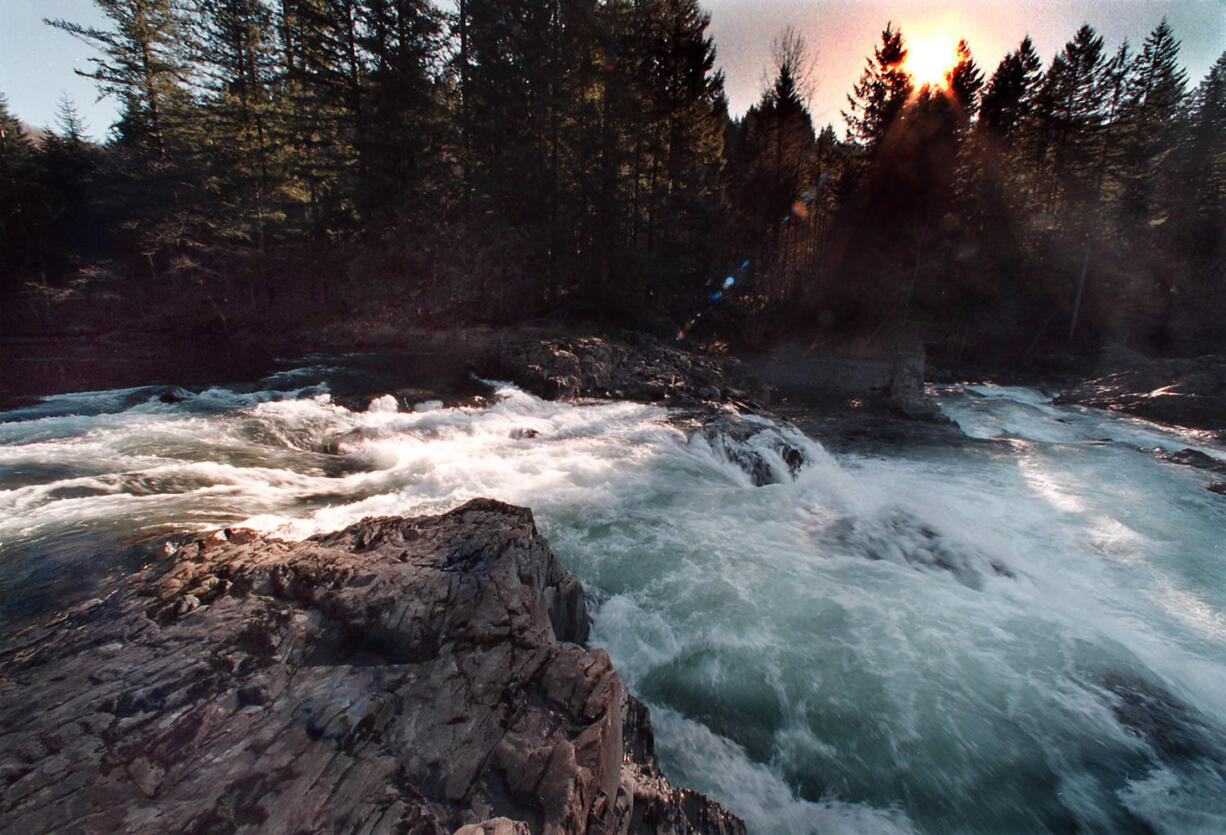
[2,367,1225,833]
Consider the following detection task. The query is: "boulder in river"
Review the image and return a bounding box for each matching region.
[887,343,948,423]
[0,499,744,834]
[479,333,769,410]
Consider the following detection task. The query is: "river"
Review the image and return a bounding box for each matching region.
[2,355,1224,833]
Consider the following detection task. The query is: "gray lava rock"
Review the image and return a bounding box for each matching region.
[0,499,743,835]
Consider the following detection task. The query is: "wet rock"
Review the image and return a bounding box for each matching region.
[696,414,809,486]
[1100,672,1219,763]
[1144,448,1226,495]
[888,344,949,423]
[1154,447,1226,473]
[0,499,743,834]
[1055,354,1226,431]
[828,510,1014,590]
[480,333,769,410]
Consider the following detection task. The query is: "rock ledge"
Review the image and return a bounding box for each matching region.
[479,333,769,410]
[0,499,744,834]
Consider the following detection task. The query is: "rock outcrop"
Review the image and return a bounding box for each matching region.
[1055,355,1226,432]
[887,343,948,423]
[692,414,808,487]
[479,334,769,410]
[0,499,744,834]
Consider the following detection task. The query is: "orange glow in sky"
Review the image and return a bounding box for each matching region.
[905,34,958,89]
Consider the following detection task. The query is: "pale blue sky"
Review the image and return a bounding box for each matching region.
[2,0,113,138]
[2,1,1223,141]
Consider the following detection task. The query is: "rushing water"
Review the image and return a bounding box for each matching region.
[2,359,1226,834]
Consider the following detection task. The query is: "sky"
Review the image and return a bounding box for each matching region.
[1,1,1223,141]
[1,0,113,139]
[704,0,1226,126]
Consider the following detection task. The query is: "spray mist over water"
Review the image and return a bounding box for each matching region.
[2,367,1225,833]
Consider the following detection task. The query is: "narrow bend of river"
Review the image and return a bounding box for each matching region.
[2,358,1225,834]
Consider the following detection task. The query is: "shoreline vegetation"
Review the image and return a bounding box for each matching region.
[1,4,1223,379]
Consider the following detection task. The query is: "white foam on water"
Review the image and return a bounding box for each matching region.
[3,378,1226,833]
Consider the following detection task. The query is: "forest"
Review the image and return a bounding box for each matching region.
[1,0,1224,368]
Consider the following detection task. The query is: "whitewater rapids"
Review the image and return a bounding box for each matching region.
[2,361,1225,834]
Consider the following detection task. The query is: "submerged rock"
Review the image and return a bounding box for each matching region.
[828,510,1015,590]
[0,499,743,834]
[479,333,769,410]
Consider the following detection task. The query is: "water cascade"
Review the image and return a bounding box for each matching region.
[3,366,1225,833]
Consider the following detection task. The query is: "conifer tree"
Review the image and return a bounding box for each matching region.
[946,40,983,122]
[36,98,105,277]
[843,23,911,151]
[46,0,188,158]
[1185,51,1226,228]
[729,29,818,297]
[978,36,1043,141]
[275,0,367,238]
[192,0,285,255]
[359,0,444,222]
[631,0,727,299]
[0,95,38,290]
[1030,25,1105,210]
[1116,18,1187,222]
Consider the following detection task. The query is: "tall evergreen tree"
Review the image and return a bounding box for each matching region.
[0,95,39,291]
[359,0,444,222]
[1116,18,1187,222]
[36,98,105,278]
[46,0,189,157]
[275,0,366,238]
[631,0,727,301]
[843,23,911,152]
[1030,25,1106,210]
[1184,51,1226,230]
[978,36,1043,141]
[946,40,984,122]
[729,30,818,298]
[192,0,285,255]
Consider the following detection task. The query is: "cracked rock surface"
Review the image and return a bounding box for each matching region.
[0,498,744,834]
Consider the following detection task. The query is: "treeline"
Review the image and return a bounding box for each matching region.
[2,0,729,332]
[802,21,1226,361]
[1,3,1224,362]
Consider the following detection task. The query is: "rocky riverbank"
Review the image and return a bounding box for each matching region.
[476,333,770,410]
[1055,354,1226,434]
[0,499,744,834]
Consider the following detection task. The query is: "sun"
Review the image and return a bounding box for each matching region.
[905,34,957,89]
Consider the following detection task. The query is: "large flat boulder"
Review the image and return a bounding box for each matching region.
[0,499,743,834]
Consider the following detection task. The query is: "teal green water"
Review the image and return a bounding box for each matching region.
[2,373,1225,833]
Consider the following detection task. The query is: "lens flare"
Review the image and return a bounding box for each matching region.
[674,176,832,342]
